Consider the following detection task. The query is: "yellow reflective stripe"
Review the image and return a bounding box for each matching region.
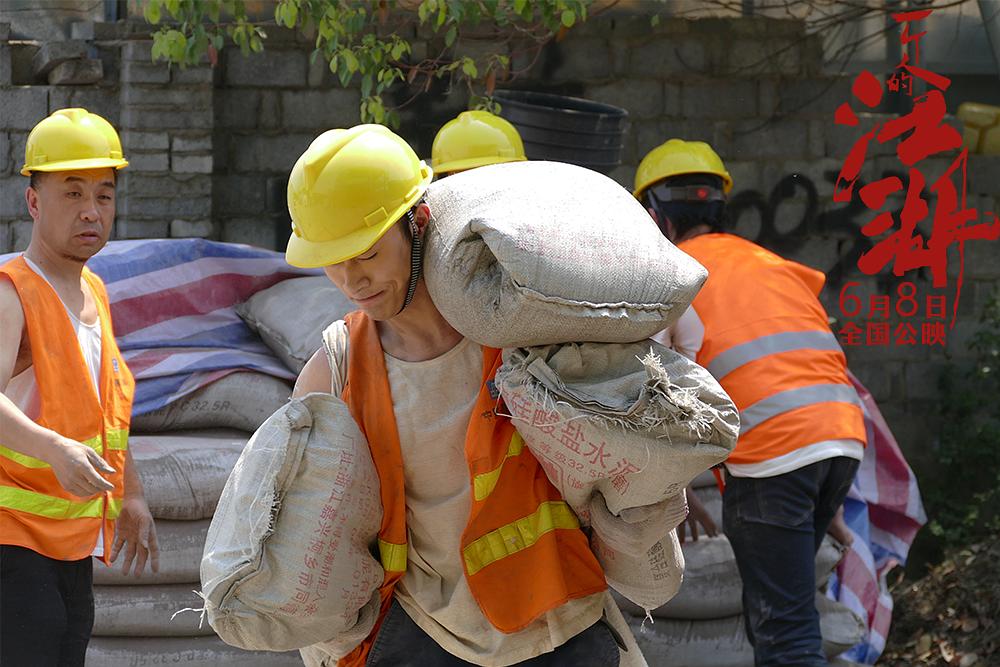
[463,500,579,576]
[83,435,103,456]
[106,428,129,451]
[378,538,408,573]
[473,432,525,502]
[0,486,106,519]
[106,496,123,520]
[0,446,50,469]
[0,434,106,469]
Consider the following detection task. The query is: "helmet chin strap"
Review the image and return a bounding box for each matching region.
[395,207,424,316]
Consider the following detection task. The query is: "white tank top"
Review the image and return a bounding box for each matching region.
[3,256,105,557]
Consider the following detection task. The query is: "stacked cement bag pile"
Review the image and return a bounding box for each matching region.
[610,473,867,667]
[88,428,302,665]
[424,161,740,615]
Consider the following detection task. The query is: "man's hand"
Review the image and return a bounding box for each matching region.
[826,506,854,548]
[46,435,116,498]
[678,485,719,543]
[110,497,159,577]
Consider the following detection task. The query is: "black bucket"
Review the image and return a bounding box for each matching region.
[492,90,629,175]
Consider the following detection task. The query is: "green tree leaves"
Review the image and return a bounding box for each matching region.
[143,0,594,127]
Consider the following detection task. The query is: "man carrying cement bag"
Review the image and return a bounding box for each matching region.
[636,139,867,667]
[289,124,658,667]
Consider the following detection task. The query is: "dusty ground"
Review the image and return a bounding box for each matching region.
[879,535,1000,666]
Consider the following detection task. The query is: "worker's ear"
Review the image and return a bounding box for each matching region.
[413,202,431,233]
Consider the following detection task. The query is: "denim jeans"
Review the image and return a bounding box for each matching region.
[365,600,622,667]
[722,456,860,667]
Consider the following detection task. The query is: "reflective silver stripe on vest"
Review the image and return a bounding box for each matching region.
[708,331,842,380]
[740,383,862,435]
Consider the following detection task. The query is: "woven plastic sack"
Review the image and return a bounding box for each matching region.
[201,393,382,652]
[496,340,739,519]
[87,636,303,667]
[237,277,355,374]
[423,161,708,348]
[129,430,249,520]
[93,585,214,637]
[586,492,687,611]
[132,372,291,433]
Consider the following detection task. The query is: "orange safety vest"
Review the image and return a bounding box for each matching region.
[336,311,607,667]
[0,256,134,564]
[678,234,866,466]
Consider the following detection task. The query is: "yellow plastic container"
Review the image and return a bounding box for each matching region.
[957,102,1000,155]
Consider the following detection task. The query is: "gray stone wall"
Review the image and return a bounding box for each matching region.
[1,14,998,471]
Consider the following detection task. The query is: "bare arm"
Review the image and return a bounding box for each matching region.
[0,277,115,496]
[111,450,160,576]
[292,348,333,398]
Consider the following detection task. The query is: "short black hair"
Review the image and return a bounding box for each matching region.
[28,170,118,190]
[644,173,726,239]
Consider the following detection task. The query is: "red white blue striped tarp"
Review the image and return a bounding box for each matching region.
[1,239,317,415]
[827,372,927,664]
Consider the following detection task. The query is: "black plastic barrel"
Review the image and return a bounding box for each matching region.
[492,90,629,175]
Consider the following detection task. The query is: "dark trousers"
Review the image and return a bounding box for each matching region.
[0,545,94,667]
[365,600,622,666]
[723,456,860,667]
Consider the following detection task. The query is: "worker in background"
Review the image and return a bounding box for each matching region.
[1,108,158,666]
[636,139,866,667]
[289,124,645,667]
[430,110,526,178]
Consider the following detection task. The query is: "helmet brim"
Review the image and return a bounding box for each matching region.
[21,157,129,177]
[433,154,526,177]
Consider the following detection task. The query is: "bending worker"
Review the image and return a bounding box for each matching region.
[0,108,158,666]
[290,124,644,667]
[636,139,867,667]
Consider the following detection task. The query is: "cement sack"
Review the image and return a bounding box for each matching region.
[132,372,292,433]
[129,430,249,520]
[93,584,214,637]
[497,341,739,518]
[237,276,355,374]
[592,528,685,613]
[94,519,210,585]
[87,636,304,667]
[625,593,866,667]
[614,534,846,620]
[423,160,708,348]
[201,393,383,652]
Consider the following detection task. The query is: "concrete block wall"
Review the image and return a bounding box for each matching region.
[117,39,214,239]
[213,32,360,249]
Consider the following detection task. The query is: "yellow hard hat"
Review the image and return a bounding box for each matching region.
[633,138,732,200]
[431,110,526,175]
[286,124,433,268]
[21,108,128,176]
